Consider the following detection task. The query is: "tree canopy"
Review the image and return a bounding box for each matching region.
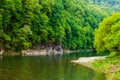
[0,0,108,51]
[94,12,120,55]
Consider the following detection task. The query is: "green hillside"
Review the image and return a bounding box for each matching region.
[0,0,110,51]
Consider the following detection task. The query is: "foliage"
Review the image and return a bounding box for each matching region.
[94,12,120,55]
[0,0,107,51]
[93,56,120,80]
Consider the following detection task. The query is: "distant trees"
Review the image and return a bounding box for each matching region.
[94,13,120,55]
[0,0,107,51]
[91,0,120,12]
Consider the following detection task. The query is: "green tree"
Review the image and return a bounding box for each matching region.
[94,12,120,55]
[12,25,32,51]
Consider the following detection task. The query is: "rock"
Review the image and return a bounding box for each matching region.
[53,45,63,54]
[46,46,53,54]
[0,49,4,55]
[22,50,48,56]
[22,44,63,56]
[22,48,63,56]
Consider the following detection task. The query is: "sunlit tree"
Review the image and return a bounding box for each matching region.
[94,12,120,55]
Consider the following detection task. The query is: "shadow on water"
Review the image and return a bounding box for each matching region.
[0,51,107,80]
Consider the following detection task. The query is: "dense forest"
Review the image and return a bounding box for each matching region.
[0,0,109,51]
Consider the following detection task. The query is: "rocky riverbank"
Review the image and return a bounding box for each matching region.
[0,47,94,56]
[0,49,78,56]
[22,49,63,56]
[22,45,63,56]
[0,45,64,56]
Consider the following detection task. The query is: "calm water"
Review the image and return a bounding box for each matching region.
[0,52,106,80]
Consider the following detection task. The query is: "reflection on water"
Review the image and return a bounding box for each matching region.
[0,52,106,80]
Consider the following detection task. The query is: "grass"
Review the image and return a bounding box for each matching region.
[92,56,120,80]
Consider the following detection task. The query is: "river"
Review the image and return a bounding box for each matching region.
[0,51,106,80]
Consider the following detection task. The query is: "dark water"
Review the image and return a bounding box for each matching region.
[0,52,106,80]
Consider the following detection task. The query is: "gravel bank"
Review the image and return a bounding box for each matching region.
[71,56,106,63]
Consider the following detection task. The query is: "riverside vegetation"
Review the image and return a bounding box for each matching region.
[0,0,120,79]
[93,12,120,80]
[0,0,119,52]
[72,12,120,80]
[0,0,108,52]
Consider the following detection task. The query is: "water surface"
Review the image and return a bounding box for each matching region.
[0,52,106,80]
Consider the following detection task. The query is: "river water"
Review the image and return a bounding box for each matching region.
[0,51,106,80]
